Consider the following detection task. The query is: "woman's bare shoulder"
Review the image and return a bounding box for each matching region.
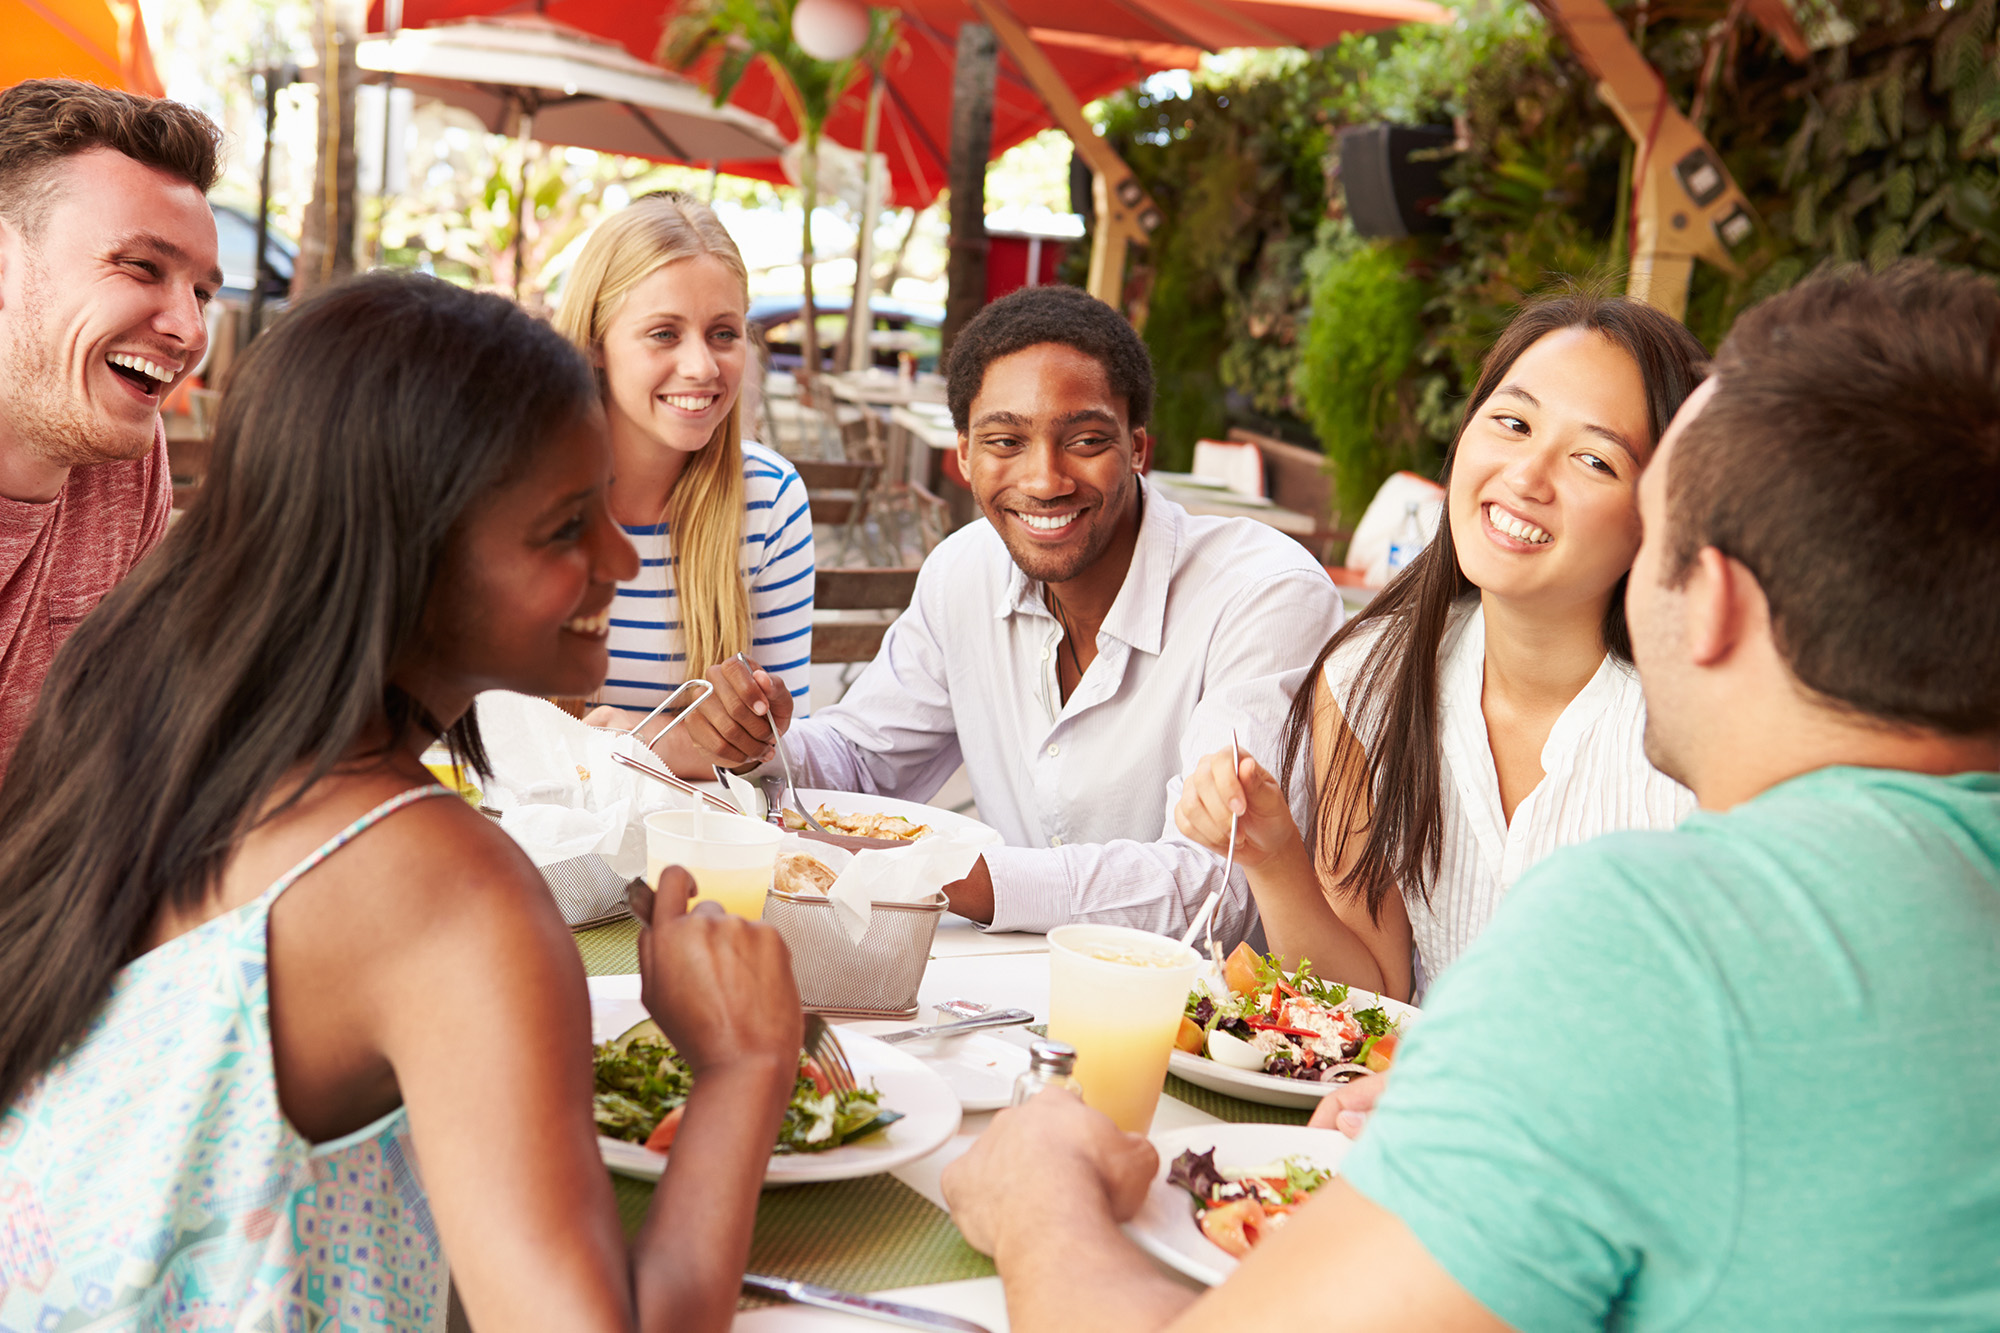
[279,780,555,933]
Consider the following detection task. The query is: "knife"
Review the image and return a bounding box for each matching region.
[878,1008,1035,1045]
[741,1274,994,1332]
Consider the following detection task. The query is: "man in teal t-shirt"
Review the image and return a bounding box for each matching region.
[936,261,2000,1332]
[1339,765,2000,1330]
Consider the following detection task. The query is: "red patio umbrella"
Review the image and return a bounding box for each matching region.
[369,0,1441,207]
[3,0,163,96]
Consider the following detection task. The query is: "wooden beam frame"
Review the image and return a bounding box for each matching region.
[962,0,1158,311]
[1533,0,1759,319]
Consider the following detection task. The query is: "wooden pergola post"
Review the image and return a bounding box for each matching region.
[1531,0,1799,318]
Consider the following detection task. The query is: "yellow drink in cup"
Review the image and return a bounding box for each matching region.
[644,809,784,920]
[1046,924,1203,1133]
[419,743,481,804]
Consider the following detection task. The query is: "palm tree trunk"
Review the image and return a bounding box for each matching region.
[800,135,821,384]
[295,0,362,298]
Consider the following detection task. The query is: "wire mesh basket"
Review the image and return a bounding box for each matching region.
[760,889,948,1019]
[543,853,633,929]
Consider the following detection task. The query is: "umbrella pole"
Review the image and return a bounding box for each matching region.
[941,22,996,359]
[250,64,285,340]
[376,0,403,267]
[847,68,885,374]
[514,112,532,301]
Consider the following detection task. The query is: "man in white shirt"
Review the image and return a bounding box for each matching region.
[684,284,1342,937]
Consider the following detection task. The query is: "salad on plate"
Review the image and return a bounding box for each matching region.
[1177,943,1402,1084]
[1166,1147,1333,1258]
[593,1020,901,1156]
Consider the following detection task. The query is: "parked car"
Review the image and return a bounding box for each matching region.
[749,293,943,374]
[210,201,296,307]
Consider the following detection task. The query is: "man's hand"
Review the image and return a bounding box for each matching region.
[1308,1070,1387,1138]
[941,1089,1157,1258]
[941,856,995,925]
[634,866,803,1077]
[1175,749,1304,873]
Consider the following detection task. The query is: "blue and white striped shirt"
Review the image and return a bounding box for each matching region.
[597,440,814,718]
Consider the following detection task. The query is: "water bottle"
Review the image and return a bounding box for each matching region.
[1010,1040,1083,1105]
[1385,501,1427,575]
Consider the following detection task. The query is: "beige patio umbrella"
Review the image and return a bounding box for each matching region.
[357,14,790,291]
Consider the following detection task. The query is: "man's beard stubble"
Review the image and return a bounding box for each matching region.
[2,261,152,471]
[986,472,1138,588]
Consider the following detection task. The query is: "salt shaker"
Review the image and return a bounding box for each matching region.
[1010,1039,1082,1105]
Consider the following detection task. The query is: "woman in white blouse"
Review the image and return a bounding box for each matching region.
[1177,292,1706,1001]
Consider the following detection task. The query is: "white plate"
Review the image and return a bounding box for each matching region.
[844,1022,1029,1112]
[1124,1123,1352,1285]
[1167,986,1420,1109]
[794,788,998,844]
[590,979,962,1186]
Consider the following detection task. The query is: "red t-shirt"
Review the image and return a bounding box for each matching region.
[0,425,173,783]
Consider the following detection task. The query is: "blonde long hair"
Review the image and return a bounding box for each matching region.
[556,191,753,685]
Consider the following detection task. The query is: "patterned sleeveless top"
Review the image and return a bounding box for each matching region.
[0,785,457,1332]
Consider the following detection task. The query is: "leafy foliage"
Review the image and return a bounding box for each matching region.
[1295,229,1430,524]
[1686,0,2000,342]
[1094,63,1342,468]
[1091,0,2000,526]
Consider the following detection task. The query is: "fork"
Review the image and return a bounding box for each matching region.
[1180,728,1241,973]
[803,1014,858,1094]
[1209,729,1242,971]
[734,652,827,834]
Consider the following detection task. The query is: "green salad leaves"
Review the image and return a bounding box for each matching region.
[592,1026,901,1155]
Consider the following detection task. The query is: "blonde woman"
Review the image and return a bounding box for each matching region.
[560,191,814,774]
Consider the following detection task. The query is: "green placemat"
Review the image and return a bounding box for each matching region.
[1162,1074,1311,1125]
[612,1172,994,1307]
[576,918,640,977]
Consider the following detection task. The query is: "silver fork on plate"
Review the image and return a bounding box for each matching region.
[802,1014,857,1094]
[734,652,827,833]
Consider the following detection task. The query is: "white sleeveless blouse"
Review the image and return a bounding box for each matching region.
[1326,598,1694,996]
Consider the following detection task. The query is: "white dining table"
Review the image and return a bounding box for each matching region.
[728,921,1218,1332]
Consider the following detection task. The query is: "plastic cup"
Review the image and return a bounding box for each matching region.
[644,808,784,919]
[419,743,481,804]
[1046,924,1203,1133]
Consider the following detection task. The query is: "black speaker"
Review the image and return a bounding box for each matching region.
[1339,124,1456,239]
[1070,151,1095,230]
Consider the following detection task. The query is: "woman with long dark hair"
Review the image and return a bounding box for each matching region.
[0,273,802,1332]
[1177,293,1707,1001]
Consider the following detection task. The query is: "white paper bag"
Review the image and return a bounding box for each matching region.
[822,826,1000,944]
[475,691,685,878]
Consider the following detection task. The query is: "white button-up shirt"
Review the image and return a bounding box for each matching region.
[785,480,1345,940]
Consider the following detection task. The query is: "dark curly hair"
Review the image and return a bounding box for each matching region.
[0,79,221,238]
[942,284,1154,432]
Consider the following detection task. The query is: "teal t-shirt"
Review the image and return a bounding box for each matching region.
[1341,766,2000,1332]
